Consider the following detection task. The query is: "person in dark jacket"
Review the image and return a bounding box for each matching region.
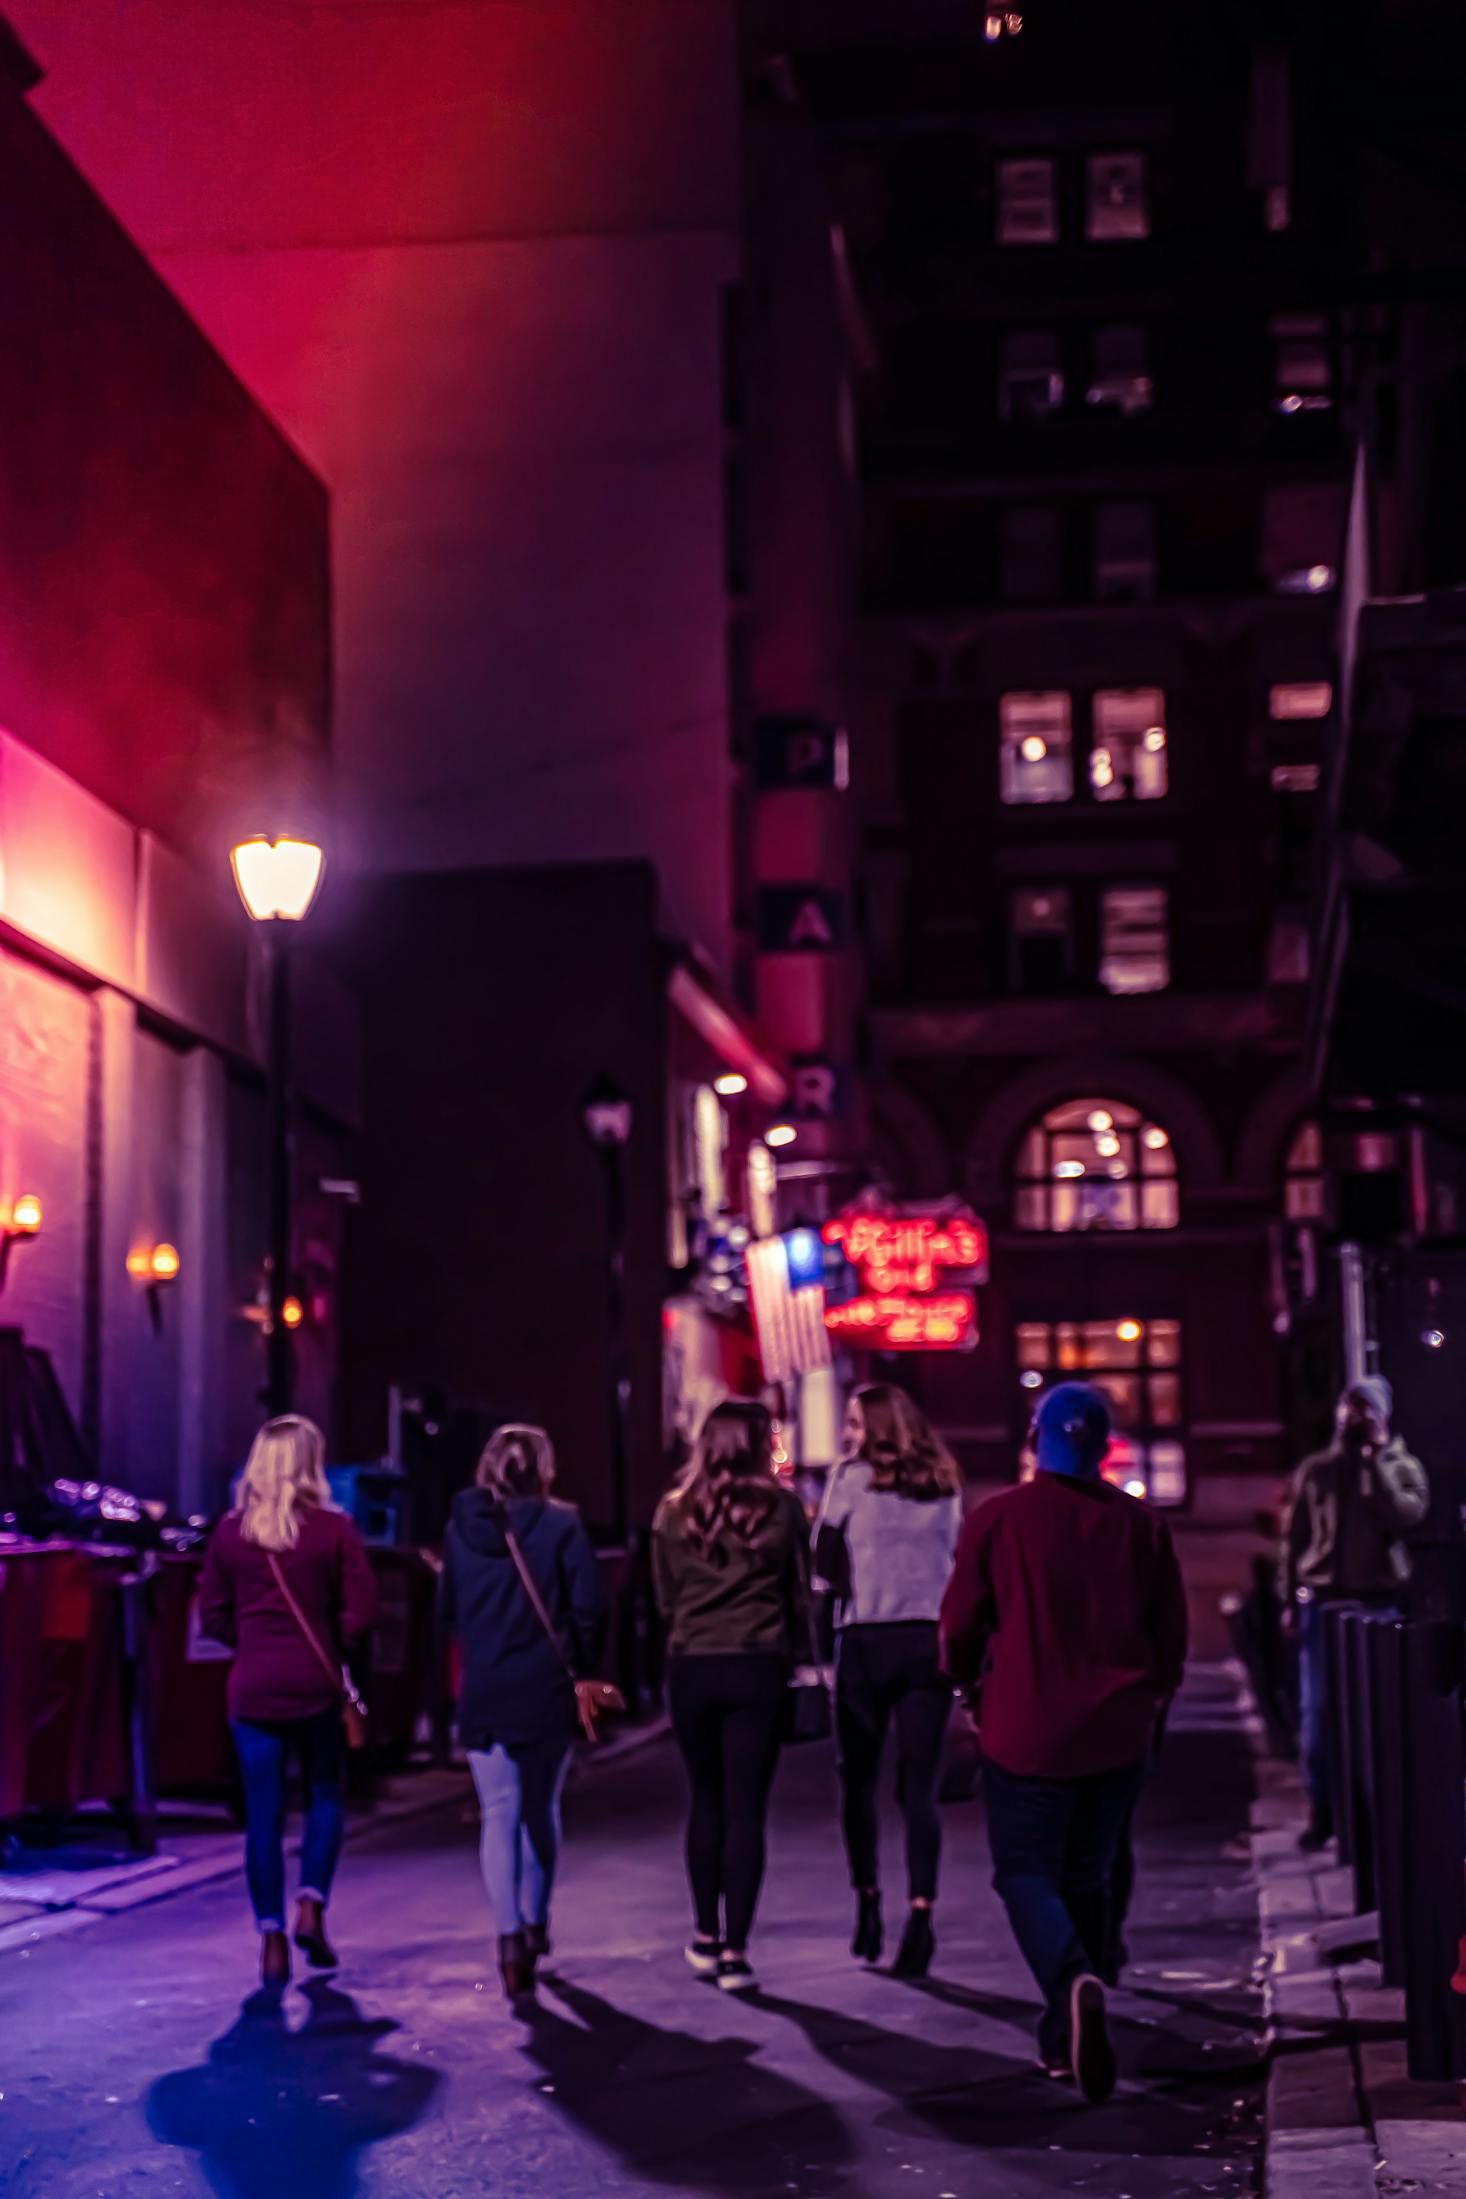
[442,1423,605,2004]
[199,1415,377,1988]
[1281,1377,1428,1848]
[652,1399,809,1995]
[940,1382,1188,2103]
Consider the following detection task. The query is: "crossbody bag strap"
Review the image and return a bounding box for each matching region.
[499,1522,577,1683]
[267,1551,343,1694]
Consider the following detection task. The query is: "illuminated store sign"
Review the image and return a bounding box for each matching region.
[822,1202,988,1352]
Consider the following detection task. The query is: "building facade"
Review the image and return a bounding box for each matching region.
[0,23,352,1522]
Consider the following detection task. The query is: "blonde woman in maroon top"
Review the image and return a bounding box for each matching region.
[199,1416,377,1988]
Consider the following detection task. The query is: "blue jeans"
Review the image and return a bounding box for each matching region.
[1297,1597,1333,1829]
[232,1709,345,1931]
[984,1757,1146,2060]
[469,1741,571,1935]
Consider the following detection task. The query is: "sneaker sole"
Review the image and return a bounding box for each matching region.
[717,1969,757,1994]
[1070,1974,1117,2105]
[684,1947,722,1975]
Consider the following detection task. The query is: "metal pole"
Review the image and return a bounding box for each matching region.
[1339,1241,1369,1386]
[266,933,293,1417]
[1400,1617,1466,2080]
[601,1142,631,1549]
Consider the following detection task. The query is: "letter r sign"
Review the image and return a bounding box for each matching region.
[790,1058,848,1121]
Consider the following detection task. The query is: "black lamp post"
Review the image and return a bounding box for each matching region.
[231,836,325,1418]
[581,1075,633,1547]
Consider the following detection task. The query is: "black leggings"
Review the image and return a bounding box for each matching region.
[836,1622,952,1904]
[667,1652,786,1949]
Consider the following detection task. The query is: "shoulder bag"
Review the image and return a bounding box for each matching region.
[497,1519,626,1744]
[267,1552,370,1750]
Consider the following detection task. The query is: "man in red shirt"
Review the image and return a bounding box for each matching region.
[940,1382,1188,2102]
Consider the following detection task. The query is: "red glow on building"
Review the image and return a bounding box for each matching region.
[822,1201,986,1352]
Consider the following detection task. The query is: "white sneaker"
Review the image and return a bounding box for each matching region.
[684,1938,722,1975]
[717,1954,757,1994]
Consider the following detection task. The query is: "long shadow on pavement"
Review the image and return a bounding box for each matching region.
[522,1971,859,2193]
[147,1978,441,2199]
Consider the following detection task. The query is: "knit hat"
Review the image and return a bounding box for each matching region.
[1033,1381,1112,1480]
[1344,1375,1393,1426]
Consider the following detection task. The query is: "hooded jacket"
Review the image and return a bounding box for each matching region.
[443,1491,606,1750]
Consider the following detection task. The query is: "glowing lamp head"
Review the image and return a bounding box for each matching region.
[580,1076,633,1151]
[150,1244,181,1283]
[765,1123,798,1150]
[230,837,326,924]
[1020,734,1048,764]
[1116,1319,1143,1343]
[126,1248,152,1281]
[1143,726,1167,753]
[1095,1132,1122,1158]
[1088,1110,1114,1133]
[1142,1124,1170,1151]
[9,1194,42,1236]
[1305,564,1334,593]
[282,1295,305,1331]
[1054,1159,1086,1180]
[713,1073,749,1098]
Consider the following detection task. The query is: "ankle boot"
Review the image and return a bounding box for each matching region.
[892,1908,935,1979]
[498,1930,534,2002]
[260,1929,290,1989]
[294,1896,338,1970]
[852,1890,883,1964]
[524,1922,551,1967]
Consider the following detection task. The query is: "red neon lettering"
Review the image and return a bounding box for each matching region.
[823,1200,985,1352]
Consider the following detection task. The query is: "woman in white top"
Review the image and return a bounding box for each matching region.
[814,1384,964,1978]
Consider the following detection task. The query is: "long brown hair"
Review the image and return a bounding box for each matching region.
[672,1399,780,1561]
[476,1423,555,1501]
[847,1384,961,1503]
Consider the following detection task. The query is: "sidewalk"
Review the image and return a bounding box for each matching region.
[0,1715,668,1958]
[1250,1739,1465,2197]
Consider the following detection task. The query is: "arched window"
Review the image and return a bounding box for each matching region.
[1284,1121,1325,1221]
[1014,1097,1179,1232]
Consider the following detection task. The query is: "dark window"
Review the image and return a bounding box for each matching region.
[996,157,1059,246]
[999,328,1065,421]
[1010,887,1074,992]
[1093,501,1157,601]
[1270,313,1332,415]
[1087,324,1153,415]
[1002,504,1064,601]
[1099,885,1170,994]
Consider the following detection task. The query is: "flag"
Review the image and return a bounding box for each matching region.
[746,1233,832,1385]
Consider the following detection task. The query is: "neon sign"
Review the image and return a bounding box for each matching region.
[822,1202,987,1353]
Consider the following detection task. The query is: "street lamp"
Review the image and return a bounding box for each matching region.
[231,835,325,1415]
[580,1075,633,1547]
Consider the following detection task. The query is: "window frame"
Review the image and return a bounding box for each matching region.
[1099,882,1171,996]
[995,154,1061,248]
[1083,148,1152,244]
[1013,1098,1179,1234]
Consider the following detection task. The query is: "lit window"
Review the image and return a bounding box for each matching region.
[1001,691,1073,803]
[1014,1098,1179,1234]
[1001,504,1064,601]
[1271,314,1333,414]
[1085,151,1150,242]
[1091,689,1168,802]
[1015,1318,1186,1506]
[1010,887,1074,992]
[1271,763,1320,793]
[1285,1122,1326,1222]
[1087,324,1153,415]
[1270,681,1332,720]
[1262,484,1342,595]
[1094,501,1157,601]
[999,328,1064,421]
[997,157,1059,246]
[1100,885,1169,994]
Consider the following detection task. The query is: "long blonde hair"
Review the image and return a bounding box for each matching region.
[476,1423,556,1501]
[848,1384,961,1502]
[238,1415,331,1551]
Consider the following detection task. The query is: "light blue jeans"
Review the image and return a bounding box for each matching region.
[468,1741,571,1934]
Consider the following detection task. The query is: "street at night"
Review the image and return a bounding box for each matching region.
[2,1673,1262,2199]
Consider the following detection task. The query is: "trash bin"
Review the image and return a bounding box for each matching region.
[152,1555,236,1798]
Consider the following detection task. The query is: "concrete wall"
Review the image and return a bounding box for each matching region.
[13,0,744,970]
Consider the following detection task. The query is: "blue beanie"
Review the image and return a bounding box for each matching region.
[1345,1376,1393,1426]
[1034,1382,1112,1480]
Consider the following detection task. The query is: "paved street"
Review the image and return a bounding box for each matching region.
[1,1667,1263,2199]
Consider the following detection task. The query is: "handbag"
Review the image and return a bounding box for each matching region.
[497,1517,627,1744]
[267,1553,370,1750]
[782,1547,833,1746]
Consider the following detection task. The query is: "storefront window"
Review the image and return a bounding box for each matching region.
[1091,689,1168,802]
[1014,1097,1179,1232]
[1001,690,1074,802]
[1284,1121,1326,1221]
[1016,1316,1187,1505]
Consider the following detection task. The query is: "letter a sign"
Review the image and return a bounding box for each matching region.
[756,886,846,954]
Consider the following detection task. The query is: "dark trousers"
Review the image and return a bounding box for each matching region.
[231,1708,345,1930]
[836,1621,953,1903]
[984,1757,1146,2060]
[667,1652,786,1949]
[1297,1596,1333,1829]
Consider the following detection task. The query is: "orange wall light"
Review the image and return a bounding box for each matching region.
[0,1194,43,1290]
[128,1243,182,1284]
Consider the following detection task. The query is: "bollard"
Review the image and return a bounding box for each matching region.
[1324,1601,1360,1864]
[1399,1617,1466,2081]
[1366,1616,1408,1989]
[1343,1610,1376,1915]
[117,1558,158,1857]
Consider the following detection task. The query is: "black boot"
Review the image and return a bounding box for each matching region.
[852,1890,883,1964]
[294,1896,338,1970]
[892,1908,935,1979]
[260,1929,290,1990]
[498,1931,534,2003]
